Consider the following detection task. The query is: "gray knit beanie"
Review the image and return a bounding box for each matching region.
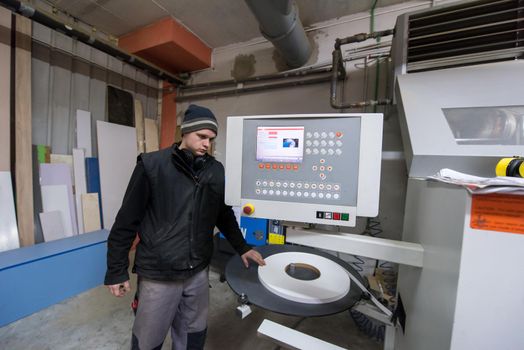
[180,104,218,135]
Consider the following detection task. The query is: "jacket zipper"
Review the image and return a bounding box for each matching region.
[172,151,212,270]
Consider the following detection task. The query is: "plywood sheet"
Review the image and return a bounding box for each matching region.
[134,99,145,154]
[97,121,136,229]
[144,118,159,152]
[76,109,92,157]
[15,14,34,246]
[73,148,86,234]
[0,8,10,171]
[50,154,73,166]
[81,193,101,233]
[0,172,19,252]
[39,211,66,242]
[41,185,74,237]
[39,163,77,235]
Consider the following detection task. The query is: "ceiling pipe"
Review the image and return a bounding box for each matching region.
[244,0,311,68]
[0,0,187,85]
[176,75,332,102]
[179,67,332,92]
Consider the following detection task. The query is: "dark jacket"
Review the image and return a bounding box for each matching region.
[104,144,250,285]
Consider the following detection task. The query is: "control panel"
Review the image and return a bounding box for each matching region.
[225,114,383,227]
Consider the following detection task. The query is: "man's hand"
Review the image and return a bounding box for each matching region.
[108,280,131,297]
[241,249,266,268]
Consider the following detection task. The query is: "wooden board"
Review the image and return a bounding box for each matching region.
[0,171,19,252]
[144,118,159,152]
[134,99,145,154]
[15,14,34,247]
[50,154,73,167]
[97,121,136,229]
[76,109,92,157]
[40,185,74,237]
[39,211,65,242]
[73,148,87,234]
[81,193,101,233]
[0,8,10,171]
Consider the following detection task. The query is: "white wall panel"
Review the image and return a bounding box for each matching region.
[39,211,66,242]
[97,121,137,229]
[41,184,74,237]
[76,109,92,157]
[40,163,77,235]
[0,172,20,252]
[73,148,87,234]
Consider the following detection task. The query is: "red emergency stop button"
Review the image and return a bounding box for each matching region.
[243,203,255,215]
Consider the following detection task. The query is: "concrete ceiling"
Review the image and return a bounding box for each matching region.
[43,0,410,48]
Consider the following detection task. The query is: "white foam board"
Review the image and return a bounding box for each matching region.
[0,172,20,252]
[76,109,92,157]
[73,148,87,234]
[39,211,66,242]
[41,184,74,237]
[97,121,137,229]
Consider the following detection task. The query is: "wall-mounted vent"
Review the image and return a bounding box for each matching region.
[404,0,524,72]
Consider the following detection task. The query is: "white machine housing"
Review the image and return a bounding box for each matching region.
[225,113,383,227]
[395,60,524,350]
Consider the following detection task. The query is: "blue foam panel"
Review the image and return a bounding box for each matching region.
[0,230,109,327]
[85,157,103,227]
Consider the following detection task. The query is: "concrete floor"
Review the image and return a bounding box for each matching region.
[0,253,382,350]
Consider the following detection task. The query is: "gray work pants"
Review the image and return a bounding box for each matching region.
[131,269,209,350]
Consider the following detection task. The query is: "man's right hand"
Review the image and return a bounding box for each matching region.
[108,280,131,297]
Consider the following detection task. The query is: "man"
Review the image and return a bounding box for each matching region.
[104,104,265,350]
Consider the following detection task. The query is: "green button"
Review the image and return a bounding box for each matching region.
[341,213,349,221]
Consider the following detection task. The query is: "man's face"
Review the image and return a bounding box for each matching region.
[180,129,217,156]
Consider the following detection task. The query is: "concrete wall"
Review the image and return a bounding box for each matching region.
[31,22,160,156]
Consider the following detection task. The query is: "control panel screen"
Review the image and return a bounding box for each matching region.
[256,126,305,163]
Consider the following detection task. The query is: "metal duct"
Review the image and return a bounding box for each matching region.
[244,0,311,68]
[0,0,187,85]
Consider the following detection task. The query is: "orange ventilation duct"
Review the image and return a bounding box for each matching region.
[119,17,212,74]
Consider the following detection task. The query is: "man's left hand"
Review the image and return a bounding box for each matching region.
[241,249,266,268]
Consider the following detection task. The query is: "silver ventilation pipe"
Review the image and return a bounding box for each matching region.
[244,0,311,68]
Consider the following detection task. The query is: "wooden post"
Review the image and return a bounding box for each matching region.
[14,14,34,246]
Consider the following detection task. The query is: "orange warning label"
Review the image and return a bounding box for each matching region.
[470,194,524,235]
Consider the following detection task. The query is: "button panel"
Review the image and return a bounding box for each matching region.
[243,119,359,211]
[254,179,342,200]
